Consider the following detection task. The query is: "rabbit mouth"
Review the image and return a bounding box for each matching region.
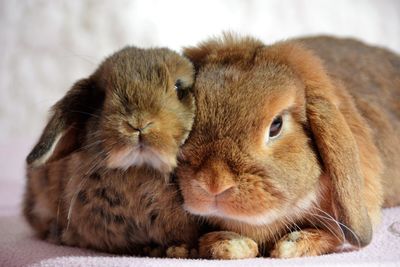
[106,145,177,172]
[184,191,316,226]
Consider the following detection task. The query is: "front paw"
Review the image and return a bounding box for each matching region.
[143,246,164,257]
[166,244,197,258]
[199,231,258,259]
[270,229,340,258]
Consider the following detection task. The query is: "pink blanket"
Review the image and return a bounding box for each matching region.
[1,141,399,267]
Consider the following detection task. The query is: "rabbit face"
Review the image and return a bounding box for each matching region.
[177,61,321,225]
[94,48,195,172]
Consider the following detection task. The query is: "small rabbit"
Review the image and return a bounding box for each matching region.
[23,46,201,256]
[177,34,400,259]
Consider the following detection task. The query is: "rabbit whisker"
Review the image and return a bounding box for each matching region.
[66,148,110,231]
[67,110,103,120]
[304,211,345,244]
[62,48,98,65]
[310,207,360,248]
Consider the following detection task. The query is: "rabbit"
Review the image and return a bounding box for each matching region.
[176,34,400,259]
[23,46,202,257]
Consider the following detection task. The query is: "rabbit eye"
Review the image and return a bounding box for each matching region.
[269,115,283,138]
[174,79,188,100]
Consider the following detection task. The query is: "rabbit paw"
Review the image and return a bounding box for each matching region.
[143,246,164,258]
[46,220,62,245]
[199,231,258,259]
[270,229,340,258]
[166,244,193,258]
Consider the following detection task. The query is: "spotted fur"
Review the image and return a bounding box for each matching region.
[23,47,202,255]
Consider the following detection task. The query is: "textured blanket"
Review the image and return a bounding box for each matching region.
[0,208,399,267]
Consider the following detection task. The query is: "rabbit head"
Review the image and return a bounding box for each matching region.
[178,34,372,247]
[27,47,195,173]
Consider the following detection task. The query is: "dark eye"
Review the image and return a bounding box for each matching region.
[269,115,283,138]
[175,79,188,100]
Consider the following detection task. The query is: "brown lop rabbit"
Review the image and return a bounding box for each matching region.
[177,34,400,259]
[23,46,201,256]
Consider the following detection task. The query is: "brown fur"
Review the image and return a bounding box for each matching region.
[199,231,258,259]
[178,34,400,258]
[23,47,202,255]
[270,228,342,258]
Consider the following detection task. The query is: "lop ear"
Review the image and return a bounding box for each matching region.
[307,94,372,247]
[26,78,104,167]
[273,42,372,247]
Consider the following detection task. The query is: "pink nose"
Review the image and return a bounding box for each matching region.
[196,180,235,197]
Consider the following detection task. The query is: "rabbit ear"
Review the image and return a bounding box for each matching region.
[27,78,104,167]
[272,42,373,247]
[307,95,372,247]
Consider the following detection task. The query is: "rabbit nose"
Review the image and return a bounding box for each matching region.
[195,180,236,197]
[137,121,154,133]
[194,159,237,197]
[124,121,154,134]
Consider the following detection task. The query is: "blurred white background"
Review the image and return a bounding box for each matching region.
[1,0,400,142]
[0,0,399,212]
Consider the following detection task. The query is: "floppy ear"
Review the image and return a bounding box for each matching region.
[307,93,372,247]
[26,78,104,167]
[274,42,372,247]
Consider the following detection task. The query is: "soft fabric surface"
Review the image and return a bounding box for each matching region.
[0,209,399,267]
[0,141,400,266]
